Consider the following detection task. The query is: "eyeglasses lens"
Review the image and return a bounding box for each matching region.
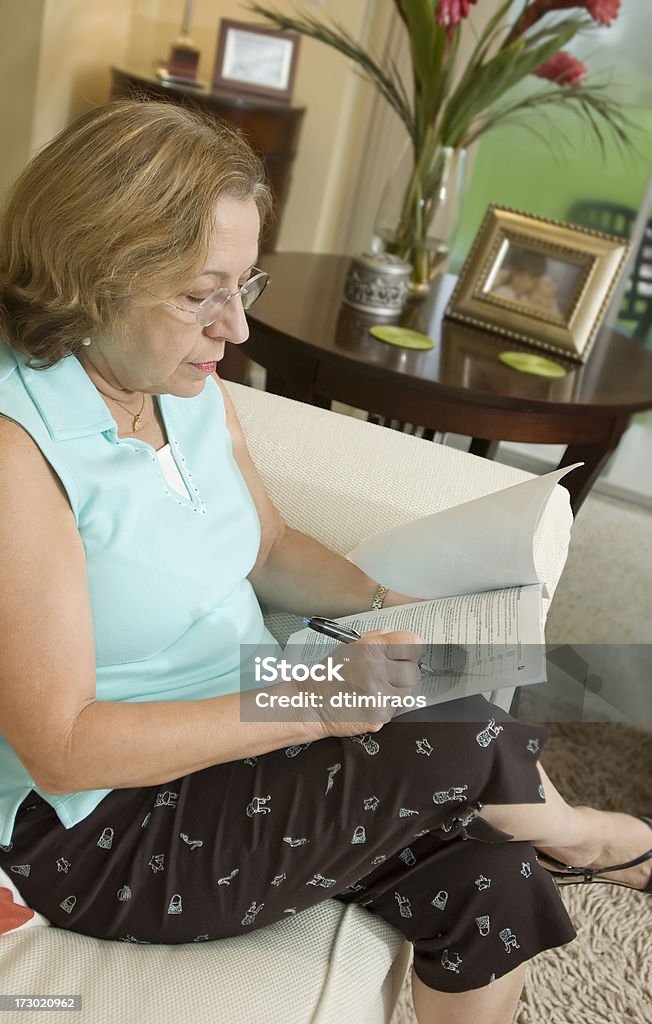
[196,273,269,327]
[240,274,269,309]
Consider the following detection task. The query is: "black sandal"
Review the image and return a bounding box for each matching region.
[537,815,652,893]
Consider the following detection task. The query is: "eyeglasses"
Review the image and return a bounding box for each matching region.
[158,268,270,327]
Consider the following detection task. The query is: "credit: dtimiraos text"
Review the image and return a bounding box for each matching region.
[252,656,427,711]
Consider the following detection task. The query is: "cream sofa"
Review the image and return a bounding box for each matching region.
[0,382,573,1024]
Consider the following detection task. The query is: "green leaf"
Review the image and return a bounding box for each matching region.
[466,84,639,157]
[399,0,442,89]
[441,23,580,145]
[246,1,636,167]
[247,3,416,139]
[465,0,514,70]
[398,0,448,140]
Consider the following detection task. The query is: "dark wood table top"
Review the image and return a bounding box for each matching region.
[248,252,652,419]
[232,251,652,512]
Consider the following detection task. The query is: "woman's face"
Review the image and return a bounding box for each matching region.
[79,195,260,398]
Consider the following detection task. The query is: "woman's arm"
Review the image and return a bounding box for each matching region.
[0,419,319,796]
[0,418,418,796]
[250,524,413,617]
[215,378,415,617]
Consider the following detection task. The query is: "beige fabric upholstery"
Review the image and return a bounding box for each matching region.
[0,383,573,1023]
[0,903,411,1024]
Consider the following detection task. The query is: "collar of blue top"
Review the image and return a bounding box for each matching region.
[1,339,122,441]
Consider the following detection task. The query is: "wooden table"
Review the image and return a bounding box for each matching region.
[223,252,652,514]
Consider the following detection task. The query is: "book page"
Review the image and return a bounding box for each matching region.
[347,463,582,600]
[285,584,545,708]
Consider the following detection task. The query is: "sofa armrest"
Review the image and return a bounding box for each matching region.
[226,383,573,649]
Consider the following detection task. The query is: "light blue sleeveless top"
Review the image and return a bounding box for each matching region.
[0,340,279,846]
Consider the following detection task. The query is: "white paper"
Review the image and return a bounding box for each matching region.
[285,584,545,709]
[347,464,582,601]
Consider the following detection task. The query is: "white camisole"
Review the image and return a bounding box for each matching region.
[156,443,190,499]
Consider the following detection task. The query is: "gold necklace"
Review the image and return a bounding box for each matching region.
[98,389,146,432]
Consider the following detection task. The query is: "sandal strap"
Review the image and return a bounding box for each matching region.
[539,848,652,877]
[593,847,652,874]
[548,865,596,883]
[596,817,652,874]
[537,815,652,876]
[536,852,577,871]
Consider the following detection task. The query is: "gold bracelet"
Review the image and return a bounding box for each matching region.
[371,584,389,611]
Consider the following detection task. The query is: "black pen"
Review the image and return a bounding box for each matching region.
[302,616,439,677]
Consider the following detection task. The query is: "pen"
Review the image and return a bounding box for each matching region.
[302,616,439,677]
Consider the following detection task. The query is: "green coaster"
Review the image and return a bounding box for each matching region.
[499,351,567,378]
[370,325,434,350]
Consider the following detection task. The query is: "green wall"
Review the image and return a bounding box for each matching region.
[451,0,652,273]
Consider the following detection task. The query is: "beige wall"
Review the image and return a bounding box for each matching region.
[0,0,394,253]
[125,0,378,252]
[32,0,132,153]
[0,0,132,201]
[0,0,45,199]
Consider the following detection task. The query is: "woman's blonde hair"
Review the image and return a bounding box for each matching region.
[0,99,274,367]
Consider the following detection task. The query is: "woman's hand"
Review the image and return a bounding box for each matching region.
[306,629,424,739]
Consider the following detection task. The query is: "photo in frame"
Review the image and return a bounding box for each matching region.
[213,19,300,102]
[445,206,630,362]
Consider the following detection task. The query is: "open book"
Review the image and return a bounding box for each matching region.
[283,464,580,709]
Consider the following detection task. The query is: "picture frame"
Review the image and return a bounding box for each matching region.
[212,19,300,103]
[445,205,630,362]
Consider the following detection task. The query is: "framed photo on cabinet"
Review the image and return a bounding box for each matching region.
[213,19,300,102]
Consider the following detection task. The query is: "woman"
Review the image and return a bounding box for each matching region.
[0,100,649,1024]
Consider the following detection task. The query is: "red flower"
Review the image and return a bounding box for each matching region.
[508,0,621,40]
[535,51,588,86]
[585,0,620,25]
[435,0,478,28]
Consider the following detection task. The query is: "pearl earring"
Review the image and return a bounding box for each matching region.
[81,337,92,347]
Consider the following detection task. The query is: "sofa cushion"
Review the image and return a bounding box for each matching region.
[0,900,410,1024]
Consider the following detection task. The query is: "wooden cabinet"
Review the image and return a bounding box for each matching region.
[110,68,305,251]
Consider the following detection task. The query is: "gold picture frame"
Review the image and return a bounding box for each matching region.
[445,205,630,362]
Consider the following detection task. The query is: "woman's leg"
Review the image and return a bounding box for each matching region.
[478,763,651,890]
[411,962,527,1024]
[406,758,650,1024]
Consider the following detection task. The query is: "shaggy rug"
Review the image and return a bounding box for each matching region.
[389,723,652,1024]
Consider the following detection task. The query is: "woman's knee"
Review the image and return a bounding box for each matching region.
[411,960,527,1024]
